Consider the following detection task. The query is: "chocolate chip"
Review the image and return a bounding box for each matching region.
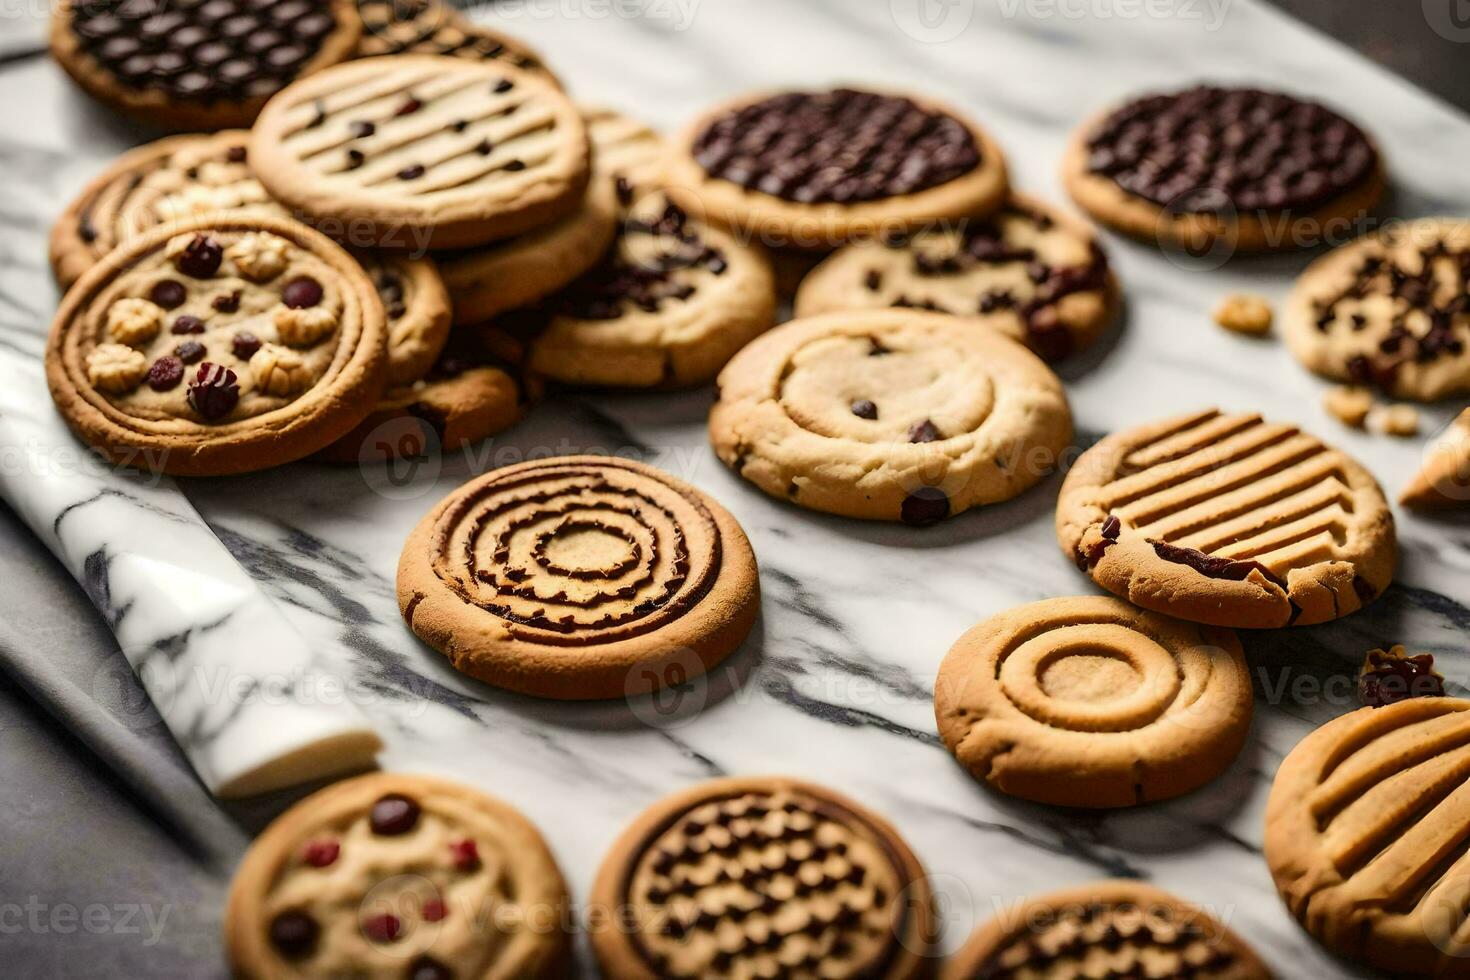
[150,280,187,310]
[474,138,493,156]
[394,96,422,116]
[212,289,241,313]
[850,399,877,419]
[868,337,889,356]
[908,419,941,443]
[226,146,247,164]
[346,148,365,170]
[1360,646,1445,708]
[1150,539,1279,584]
[398,164,426,180]
[493,78,514,93]
[175,340,206,364]
[231,332,261,360]
[146,356,184,391]
[187,363,240,421]
[408,956,454,980]
[282,276,323,308]
[176,235,223,279]
[1101,514,1121,540]
[450,119,468,133]
[863,269,882,291]
[369,793,420,835]
[615,176,634,205]
[503,159,526,172]
[268,910,318,959]
[349,120,375,138]
[901,487,949,525]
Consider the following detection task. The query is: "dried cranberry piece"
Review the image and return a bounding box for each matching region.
[409,956,453,980]
[150,280,187,309]
[421,898,447,922]
[282,276,323,309]
[369,794,420,835]
[449,838,480,871]
[301,839,339,867]
[901,487,949,526]
[212,289,241,313]
[187,362,240,421]
[362,913,402,943]
[850,399,878,420]
[231,333,262,361]
[171,315,205,335]
[394,97,422,116]
[268,910,318,959]
[147,356,184,391]
[1101,515,1122,539]
[175,341,206,364]
[226,146,247,163]
[176,234,223,278]
[1359,646,1445,708]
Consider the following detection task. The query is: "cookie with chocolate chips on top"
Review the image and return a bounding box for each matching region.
[46,214,387,476]
[1057,408,1396,628]
[710,309,1072,524]
[353,0,555,83]
[50,0,362,131]
[1284,217,1470,401]
[1063,84,1385,253]
[226,772,571,979]
[249,55,591,249]
[666,86,1008,250]
[795,193,1119,362]
[355,250,450,386]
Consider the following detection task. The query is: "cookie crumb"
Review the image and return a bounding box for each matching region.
[1368,403,1420,437]
[1324,385,1373,428]
[1213,293,1272,335]
[1359,645,1445,707]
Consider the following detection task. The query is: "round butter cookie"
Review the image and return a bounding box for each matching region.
[353,0,552,82]
[357,250,450,387]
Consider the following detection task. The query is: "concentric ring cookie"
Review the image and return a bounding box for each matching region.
[249,55,590,250]
[354,0,551,81]
[935,596,1253,808]
[666,87,1008,250]
[941,880,1271,980]
[710,310,1073,524]
[51,0,362,131]
[46,214,387,476]
[795,194,1118,362]
[1063,85,1385,253]
[1057,409,1396,628]
[1266,698,1470,977]
[225,772,570,979]
[590,776,937,980]
[397,456,759,700]
[1283,217,1470,401]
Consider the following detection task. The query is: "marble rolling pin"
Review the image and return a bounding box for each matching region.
[0,353,381,797]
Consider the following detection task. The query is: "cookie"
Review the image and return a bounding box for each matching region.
[934,596,1253,808]
[665,87,1008,250]
[590,776,937,979]
[225,772,570,979]
[397,456,759,700]
[51,132,285,290]
[794,194,1118,362]
[710,309,1073,524]
[249,55,591,250]
[319,324,531,463]
[1265,698,1470,977]
[524,185,778,388]
[582,104,669,188]
[1402,408,1470,509]
[1057,408,1396,629]
[1063,85,1385,253]
[941,880,1271,980]
[51,0,362,131]
[1282,217,1470,402]
[46,214,387,476]
[354,0,552,82]
[358,250,450,386]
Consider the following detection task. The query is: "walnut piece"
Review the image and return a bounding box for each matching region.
[273,305,337,347]
[249,343,310,396]
[86,343,149,393]
[1213,293,1273,335]
[105,297,164,346]
[1324,385,1374,428]
[227,232,291,283]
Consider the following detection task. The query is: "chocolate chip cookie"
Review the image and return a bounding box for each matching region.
[51,0,362,131]
[1402,408,1470,509]
[1063,85,1385,253]
[590,776,937,979]
[935,596,1253,808]
[354,0,552,83]
[249,55,590,249]
[941,881,1270,980]
[397,456,759,700]
[47,214,387,476]
[795,193,1118,362]
[710,309,1073,524]
[1266,697,1470,978]
[665,87,1008,250]
[226,772,570,979]
[1283,217,1470,401]
[1058,408,1396,628]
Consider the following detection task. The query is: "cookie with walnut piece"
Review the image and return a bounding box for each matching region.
[46,214,386,476]
[225,772,570,979]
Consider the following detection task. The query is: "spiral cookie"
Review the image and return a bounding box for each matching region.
[1063,84,1384,253]
[249,55,590,250]
[397,456,759,699]
[666,87,1008,249]
[51,0,361,131]
[590,776,936,980]
[1266,698,1470,977]
[941,881,1271,980]
[225,772,570,979]
[710,310,1073,524]
[354,0,552,81]
[1403,408,1470,510]
[1058,409,1396,629]
[1283,217,1470,402]
[795,194,1118,362]
[935,597,1252,808]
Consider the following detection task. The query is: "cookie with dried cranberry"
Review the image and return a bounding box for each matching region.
[354,0,554,82]
[1283,217,1470,402]
[225,772,571,979]
[50,0,362,131]
[795,193,1118,362]
[46,214,387,476]
[665,87,1008,250]
[1063,84,1385,254]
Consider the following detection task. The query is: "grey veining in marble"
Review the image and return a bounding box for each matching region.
[4,0,1470,975]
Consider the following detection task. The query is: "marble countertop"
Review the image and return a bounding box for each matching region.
[5,0,1470,975]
